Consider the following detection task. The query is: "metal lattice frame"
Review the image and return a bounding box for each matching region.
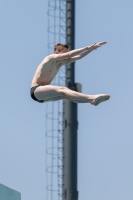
[46,1,66,200]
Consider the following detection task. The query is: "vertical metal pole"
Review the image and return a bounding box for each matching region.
[62,0,78,200]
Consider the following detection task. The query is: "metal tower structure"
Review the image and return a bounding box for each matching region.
[46,1,78,200]
[46,1,66,200]
[63,0,78,200]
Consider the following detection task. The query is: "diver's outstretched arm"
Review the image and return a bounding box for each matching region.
[63,41,107,65]
[79,41,107,59]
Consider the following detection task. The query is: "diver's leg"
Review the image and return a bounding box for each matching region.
[59,87,110,105]
[34,85,110,105]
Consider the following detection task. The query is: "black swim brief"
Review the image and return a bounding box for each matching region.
[30,85,44,103]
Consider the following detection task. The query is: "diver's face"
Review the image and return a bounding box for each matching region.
[55,47,68,54]
[60,47,68,53]
[55,48,68,63]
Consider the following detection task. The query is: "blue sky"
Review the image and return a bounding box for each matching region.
[0,0,133,200]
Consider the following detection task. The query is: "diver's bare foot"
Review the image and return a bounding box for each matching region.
[91,94,110,106]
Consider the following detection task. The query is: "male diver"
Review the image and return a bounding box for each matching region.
[30,42,110,105]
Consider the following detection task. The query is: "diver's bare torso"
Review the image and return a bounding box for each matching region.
[31,56,66,87]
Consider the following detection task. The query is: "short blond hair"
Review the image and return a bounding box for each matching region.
[54,43,69,52]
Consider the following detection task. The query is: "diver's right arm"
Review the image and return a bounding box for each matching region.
[47,46,89,61]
